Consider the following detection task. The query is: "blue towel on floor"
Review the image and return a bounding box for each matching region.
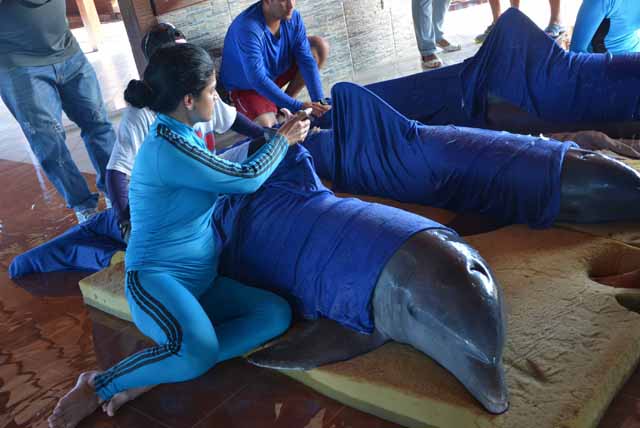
[9,209,125,279]
[214,145,447,333]
[303,82,576,228]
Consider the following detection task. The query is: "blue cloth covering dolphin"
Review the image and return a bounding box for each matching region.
[213,144,444,333]
[303,82,576,228]
[365,8,640,127]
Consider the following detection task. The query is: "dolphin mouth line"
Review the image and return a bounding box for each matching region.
[407,304,495,365]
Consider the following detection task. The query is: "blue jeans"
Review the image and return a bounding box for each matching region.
[0,51,115,210]
[412,0,452,56]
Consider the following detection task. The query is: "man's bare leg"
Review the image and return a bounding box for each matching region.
[284,35,330,99]
[548,0,562,26]
[254,112,278,127]
[489,0,502,22]
[48,371,102,428]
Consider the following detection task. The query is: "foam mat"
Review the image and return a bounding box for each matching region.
[79,252,129,321]
[78,223,640,427]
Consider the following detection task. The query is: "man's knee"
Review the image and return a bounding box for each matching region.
[254,112,277,128]
[308,36,330,68]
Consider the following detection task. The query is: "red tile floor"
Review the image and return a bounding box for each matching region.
[3,158,640,428]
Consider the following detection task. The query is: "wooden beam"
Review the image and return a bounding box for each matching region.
[116,0,157,76]
[75,0,103,52]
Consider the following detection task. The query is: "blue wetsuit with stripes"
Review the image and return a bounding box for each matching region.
[93,114,291,401]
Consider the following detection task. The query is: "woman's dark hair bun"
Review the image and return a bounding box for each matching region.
[124,79,154,109]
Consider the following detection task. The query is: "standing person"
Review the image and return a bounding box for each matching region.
[412,0,461,70]
[570,0,640,54]
[220,0,331,127]
[48,43,310,427]
[0,0,116,223]
[475,0,565,43]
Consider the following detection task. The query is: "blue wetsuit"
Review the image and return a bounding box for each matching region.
[220,2,324,111]
[93,114,291,401]
[571,0,640,54]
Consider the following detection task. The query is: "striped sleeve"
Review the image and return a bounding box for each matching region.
[156,124,288,194]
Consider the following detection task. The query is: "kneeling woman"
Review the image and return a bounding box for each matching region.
[49,43,309,428]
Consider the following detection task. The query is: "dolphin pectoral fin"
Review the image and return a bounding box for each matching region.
[247,318,388,370]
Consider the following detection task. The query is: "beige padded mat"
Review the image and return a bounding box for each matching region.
[79,224,640,428]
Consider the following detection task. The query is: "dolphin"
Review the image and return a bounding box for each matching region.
[213,143,509,414]
[246,227,509,414]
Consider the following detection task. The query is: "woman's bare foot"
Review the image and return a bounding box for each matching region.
[101,385,154,416]
[48,371,102,428]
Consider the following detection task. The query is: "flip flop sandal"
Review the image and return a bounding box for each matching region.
[544,23,567,39]
[437,41,462,52]
[422,56,443,69]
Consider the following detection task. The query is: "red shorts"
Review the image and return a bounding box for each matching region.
[230,64,299,120]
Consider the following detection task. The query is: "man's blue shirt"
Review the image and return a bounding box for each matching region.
[220,1,324,111]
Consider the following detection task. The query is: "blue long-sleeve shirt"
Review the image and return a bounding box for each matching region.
[125,114,288,278]
[220,2,324,112]
[570,0,640,54]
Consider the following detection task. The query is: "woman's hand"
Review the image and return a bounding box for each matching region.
[276,108,311,145]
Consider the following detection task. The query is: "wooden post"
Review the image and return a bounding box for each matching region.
[116,0,157,76]
[75,0,103,52]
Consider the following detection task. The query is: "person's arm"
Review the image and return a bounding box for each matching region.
[570,0,608,53]
[239,28,304,111]
[158,132,289,194]
[210,97,265,139]
[292,14,324,102]
[106,169,130,220]
[106,107,153,231]
[231,112,265,139]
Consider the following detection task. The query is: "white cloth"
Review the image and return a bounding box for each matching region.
[107,97,238,176]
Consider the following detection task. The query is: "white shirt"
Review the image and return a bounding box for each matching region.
[107,97,238,176]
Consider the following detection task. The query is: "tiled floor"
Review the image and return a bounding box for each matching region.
[0,159,410,428]
[4,156,640,428]
[4,1,640,427]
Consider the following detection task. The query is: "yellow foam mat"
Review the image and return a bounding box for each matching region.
[79,251,130,321]
[79,225,640,427]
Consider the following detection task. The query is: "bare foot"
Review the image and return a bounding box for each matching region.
[101,385,154,417]
[48,371,101,428]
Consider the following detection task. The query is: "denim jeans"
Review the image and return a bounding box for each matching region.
[0,50,115,210]
[412,0,452,56]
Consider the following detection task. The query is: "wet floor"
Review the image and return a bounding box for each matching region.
[3,158,640,427]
